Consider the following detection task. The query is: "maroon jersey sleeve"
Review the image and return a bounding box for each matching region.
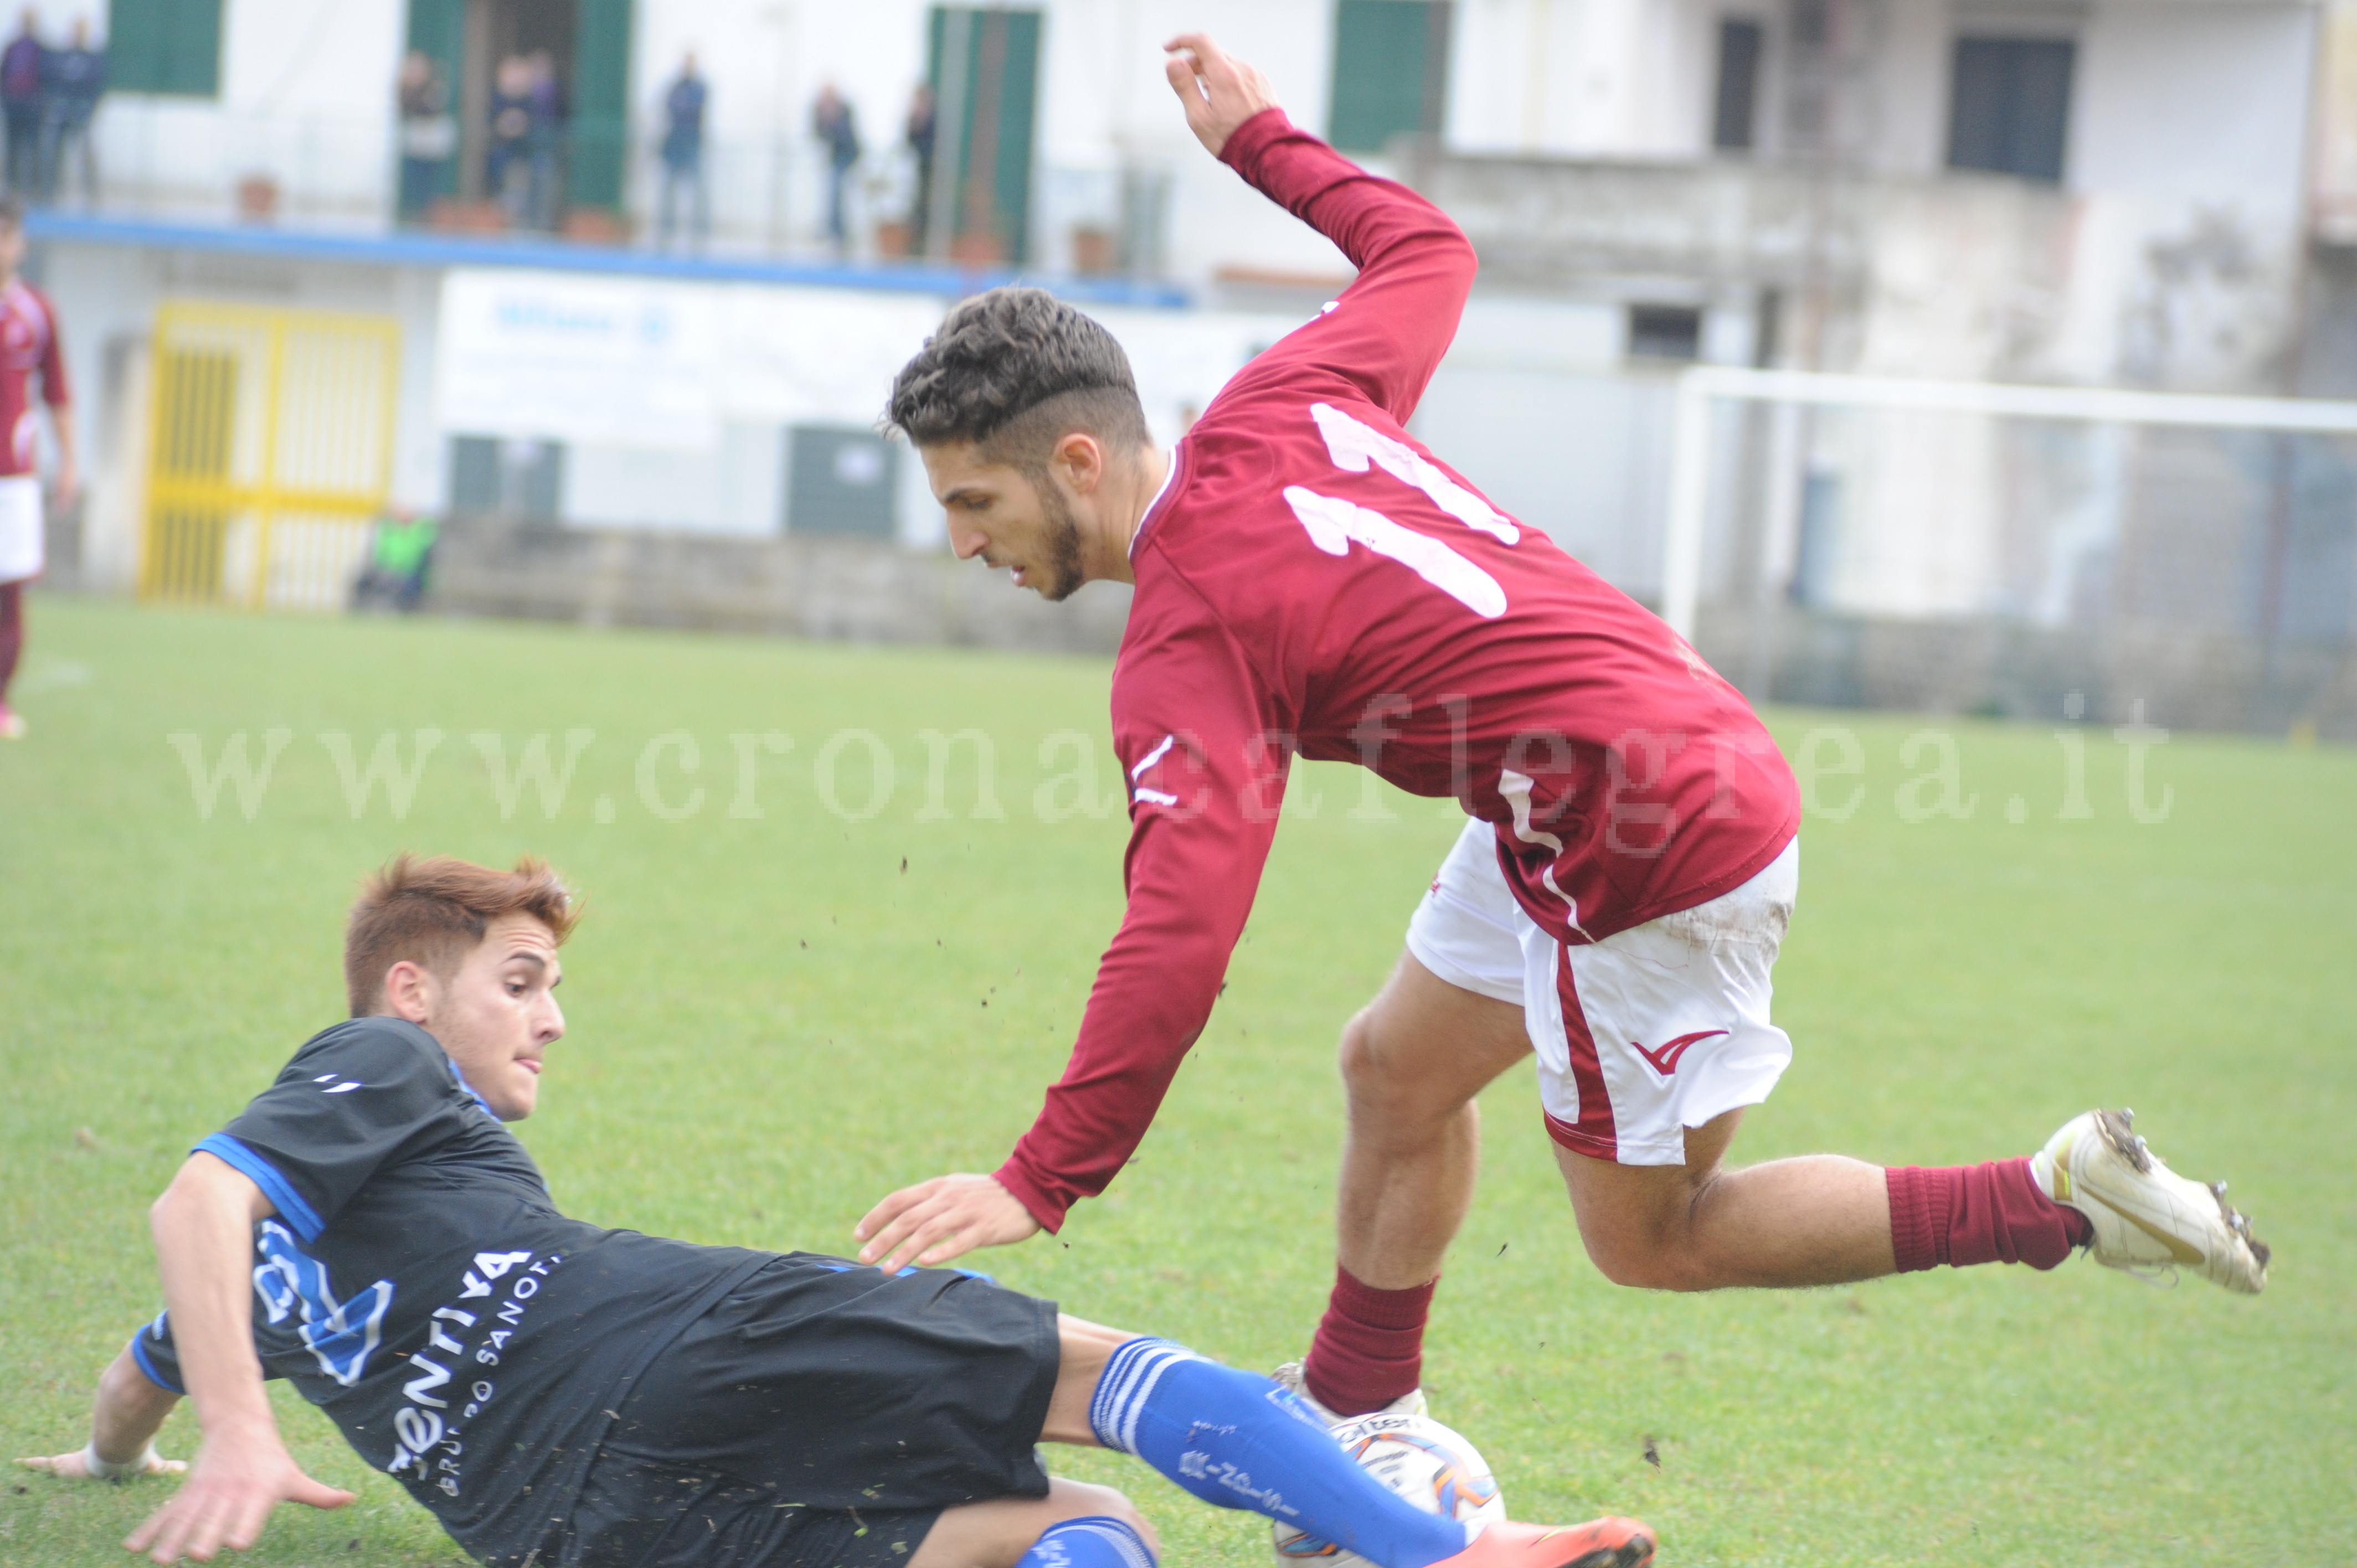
[992,582,1292,1230]
[1212,109,1475,427]
[32,286,65,406]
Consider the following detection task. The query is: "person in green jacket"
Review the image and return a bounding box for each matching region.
[352,508,437,613]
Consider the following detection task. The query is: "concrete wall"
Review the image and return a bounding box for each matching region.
[416,515,2357,741]
[429,513,1136,654]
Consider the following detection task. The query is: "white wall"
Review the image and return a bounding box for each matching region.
[2055,2,2318,389]
[2072,1,2315,209]
[1041,0,1350,281]
[1445,0,1723,159]
[631,0,932,249]
[92,0,404,219]
[1869,0,1951,175]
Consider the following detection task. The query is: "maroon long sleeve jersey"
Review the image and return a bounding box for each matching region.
[991,110,1800,1231]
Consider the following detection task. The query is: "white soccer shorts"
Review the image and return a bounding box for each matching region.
[0,474,40,583]
[1404,815,1799,1166]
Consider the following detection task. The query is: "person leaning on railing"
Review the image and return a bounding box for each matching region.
[395,50,455,224]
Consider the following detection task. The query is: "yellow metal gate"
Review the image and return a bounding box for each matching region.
[141,302,402,610]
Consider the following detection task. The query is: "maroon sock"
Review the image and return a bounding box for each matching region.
[1886,1158,2093,1272]
[0,581,20,704]
[1301,1267,1436,1416]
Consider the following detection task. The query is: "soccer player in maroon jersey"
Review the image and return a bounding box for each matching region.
[0,194,76,741]
[858,34,2269,1428]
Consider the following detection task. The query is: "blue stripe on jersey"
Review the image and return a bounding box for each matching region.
[193,1133,325,1242]
[128,1327,182,1394]
[447,1060,501,1121]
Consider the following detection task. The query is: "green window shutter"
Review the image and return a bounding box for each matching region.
[107,0,222,97]
[404,0,464,204]
[927,7,1043,265]
[404,0,462,84]
[1329,0,1450,154]
[569,0,635,210]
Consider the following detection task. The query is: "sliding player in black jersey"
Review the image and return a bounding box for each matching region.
[22,853,1652,1568]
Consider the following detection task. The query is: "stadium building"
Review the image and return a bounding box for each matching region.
[23,0,2357,732]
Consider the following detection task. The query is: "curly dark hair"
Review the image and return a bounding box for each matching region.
[884,286,1151,470]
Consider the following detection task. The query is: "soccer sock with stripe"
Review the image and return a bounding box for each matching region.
[1088,1337,1470,1568]
[1886,1158,2093,1271]
[1016,1517,1158,1568]
[1301,1266,1434,1417]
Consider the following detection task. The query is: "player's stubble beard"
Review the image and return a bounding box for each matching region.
[1031,470,1088,602]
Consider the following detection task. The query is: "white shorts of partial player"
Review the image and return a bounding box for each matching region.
[0,474,40,583]
[1407,816,1798,1167]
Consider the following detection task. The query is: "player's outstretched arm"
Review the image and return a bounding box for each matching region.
[855,1170,1041,1273]
[17,1346,188,1481]
[122,1153,353,1565]
[1164,32,1475,425]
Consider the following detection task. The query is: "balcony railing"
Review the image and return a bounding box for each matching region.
[56,96,1172,281]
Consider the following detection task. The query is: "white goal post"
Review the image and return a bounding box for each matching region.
[1659,365,2357,642]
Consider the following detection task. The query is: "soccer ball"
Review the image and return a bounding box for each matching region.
[1270,1412,1506,1568]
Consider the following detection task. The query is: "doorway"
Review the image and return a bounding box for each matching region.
[405,0,632,224]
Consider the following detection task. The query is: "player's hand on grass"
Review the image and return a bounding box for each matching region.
[856,1172,1041,1272]
[1163,33,1280,157]
[121,1422,352,1565]
[16,1448,187,1480]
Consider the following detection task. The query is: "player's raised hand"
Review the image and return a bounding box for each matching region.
[122,1423,351,1565]
[855,1171,1041,1272]
[1163,34,1280,156]
[16,1448,186,1479]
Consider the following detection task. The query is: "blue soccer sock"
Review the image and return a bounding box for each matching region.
[1016,1516,1158,1568]
[1087,1338,1470,1568]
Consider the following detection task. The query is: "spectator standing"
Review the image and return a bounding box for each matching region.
[0,197,75,740]
[904,81,935,254]
[656,51,707,248]
[487,53,532,226]
[811,83,860,255]
[38,18,99,205]
[1,12,43,198]
[395,50,455,223]
[524,49,566,231]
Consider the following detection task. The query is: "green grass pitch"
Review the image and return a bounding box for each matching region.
[2,596,2350,1567]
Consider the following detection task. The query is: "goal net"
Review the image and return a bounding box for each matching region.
[1658,367,2357,739]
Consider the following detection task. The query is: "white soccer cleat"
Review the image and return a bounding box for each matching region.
[1270,1360,1428,1426]
[2034,1108,2269,1294]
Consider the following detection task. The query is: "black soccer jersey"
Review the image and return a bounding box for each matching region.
[131,1017,771,1566]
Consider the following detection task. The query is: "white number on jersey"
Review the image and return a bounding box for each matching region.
[1283,486,1507,618]
[1286,404,1517,617]
[1309,403,1519,544]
